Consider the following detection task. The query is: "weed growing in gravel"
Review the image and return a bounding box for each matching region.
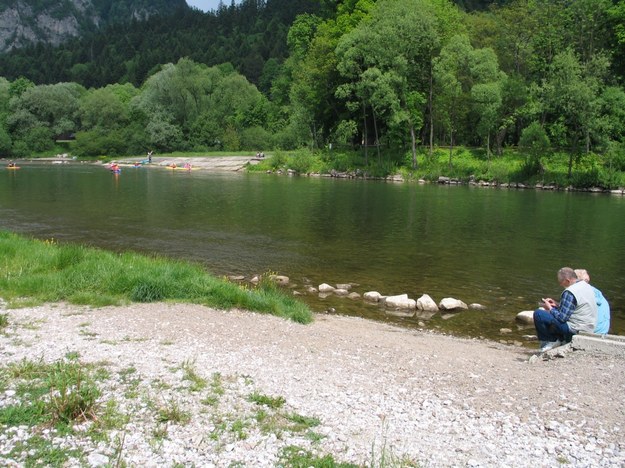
[79,329,98,338]
[20,319,44,330]
[118,366,141,398]
[7,435,84,466]
[181,358,207,392]
[255,409,321,439]
[286,413,321,431]
[230,418,249,440]
[211,372,225,394]
[0,312,8,329]
[65,350,80,360]
[369,437,421,468]
[201,372,225,406]
[0,357,100,429]
[89,400,130,442]
[156,400,191,425]
[278,445,359,468]
[248,392,286,409]
[151,424,169,446]
[46,360,101,425]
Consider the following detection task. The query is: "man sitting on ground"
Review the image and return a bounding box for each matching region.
[533,267,598,352]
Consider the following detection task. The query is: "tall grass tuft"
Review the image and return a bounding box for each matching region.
[0,231,312,323]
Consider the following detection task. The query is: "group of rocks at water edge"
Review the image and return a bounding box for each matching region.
[533,267,610,353]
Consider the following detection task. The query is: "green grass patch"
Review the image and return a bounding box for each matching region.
[0,357,100,429]
[156,400,191,425]
[7,435,84,467]
[181,358,207,392]
[278,445,359,468]
[248,391,286,409]
[0,313,8,329]
[0,231,312,324]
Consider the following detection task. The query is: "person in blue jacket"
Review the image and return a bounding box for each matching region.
[575,269,610,335]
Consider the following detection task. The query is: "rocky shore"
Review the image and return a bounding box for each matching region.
[1,302,624,467]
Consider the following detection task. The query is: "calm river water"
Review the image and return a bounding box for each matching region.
[1,163,623,342]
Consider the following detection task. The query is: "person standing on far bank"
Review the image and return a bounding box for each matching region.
[533,267,598,352]
[574,269,610,335]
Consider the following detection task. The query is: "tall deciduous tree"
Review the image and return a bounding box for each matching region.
[336,0,457,167]
[539,49,607,177]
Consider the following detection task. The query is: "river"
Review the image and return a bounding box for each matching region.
[1,163,623,343]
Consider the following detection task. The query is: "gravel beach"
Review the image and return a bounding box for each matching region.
[1,302,624,467]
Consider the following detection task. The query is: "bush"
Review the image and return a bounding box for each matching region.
[240,126,273,151]
[287,150,321,174]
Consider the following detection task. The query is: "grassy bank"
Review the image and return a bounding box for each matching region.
[0,231,312,324]
[247,147,625,189]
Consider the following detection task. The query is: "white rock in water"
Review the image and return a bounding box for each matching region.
[438,297,468,310]
[417,294,439,312]
[269,275,289,285]
[335,283,352,290]
[363,291,382,302]
[516,310,535,324]
[318,283,335,293]
[385,294,417,310]
[334,289,350,296]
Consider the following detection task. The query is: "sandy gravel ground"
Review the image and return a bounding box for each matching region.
[1,302,624,467]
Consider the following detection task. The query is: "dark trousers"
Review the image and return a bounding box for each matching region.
[533,309,573,343]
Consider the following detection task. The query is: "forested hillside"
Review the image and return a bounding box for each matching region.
[0,0,188,54]
[0,0,321,88]
[1,0,625,189]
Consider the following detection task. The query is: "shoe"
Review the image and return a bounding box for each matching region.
[539,340,562,352]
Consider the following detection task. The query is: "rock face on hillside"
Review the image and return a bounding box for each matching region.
[0,0,187,53]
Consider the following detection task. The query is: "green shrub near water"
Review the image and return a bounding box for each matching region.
[250,146,625,189]
[0,231,312,324]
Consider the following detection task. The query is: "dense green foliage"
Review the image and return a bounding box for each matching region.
[1,0,624,187]
[0,231,313,324]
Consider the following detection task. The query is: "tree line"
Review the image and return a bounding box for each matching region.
[0,0,625,184]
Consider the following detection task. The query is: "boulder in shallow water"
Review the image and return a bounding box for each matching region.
[516,310,535,324]
[417,294,438,312]
[269,275,289,286]
[385,294,417,310]
[363,291,382,302]
[438,297,468,311]
[318,283,335,293]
